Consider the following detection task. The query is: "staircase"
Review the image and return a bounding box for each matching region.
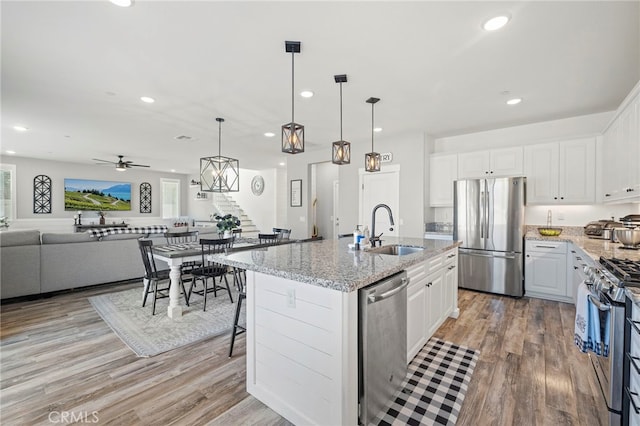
[211,193,260,238]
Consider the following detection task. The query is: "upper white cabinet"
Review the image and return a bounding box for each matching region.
[602,86,640,202]
[524,137,596,204]
[429,153,458,207]
[457,147,523,179]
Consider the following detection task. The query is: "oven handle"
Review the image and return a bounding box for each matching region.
[627,353,640,375]
[626,387,640,415]
[628,318,640,336]
[588,294,611,311]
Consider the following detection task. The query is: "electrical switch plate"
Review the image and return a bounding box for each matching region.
[286,288,296,308]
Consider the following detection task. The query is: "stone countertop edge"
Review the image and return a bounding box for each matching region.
[525,230,640,263]
[212,237,462,293]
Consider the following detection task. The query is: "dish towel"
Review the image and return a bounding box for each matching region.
[574,280,611,357]
[574,280,591,352]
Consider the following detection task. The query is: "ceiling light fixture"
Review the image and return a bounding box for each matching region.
[110,0,133,7]
[483,15,510,31]
[6,150,16,155]
[365,97,381,173]
[13,125,28,132]
[300,90,314,98]
[200,117,239,193]
[506,98,522,105]
[281,41,304,154]
[332,74,351,165]
[140,96,155,103]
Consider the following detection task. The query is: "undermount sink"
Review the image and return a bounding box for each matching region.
[367,244,424,256]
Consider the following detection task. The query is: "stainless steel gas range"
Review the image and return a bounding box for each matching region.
[585,257,640,425]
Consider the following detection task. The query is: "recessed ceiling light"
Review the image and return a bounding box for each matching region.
[279,162,286,166]
[374,127,383,133]
[140,96,155,103]
[506,98,522,105]
[300,91,314,98]
[170,169,176,173]
[264,132,275,137]
[6,150,16,155]
[483,15,510,31]
[110,0,133,7]
[13,125,28,132]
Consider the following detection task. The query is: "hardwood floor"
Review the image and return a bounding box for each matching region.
[1,284,608,425]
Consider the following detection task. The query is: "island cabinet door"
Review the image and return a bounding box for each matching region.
[406,261,428,363]
[407,278,427,363]
[425,271,445,338]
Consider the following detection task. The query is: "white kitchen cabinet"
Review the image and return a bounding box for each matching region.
[568,245,595,306]
[525,240,570,302]
[429,153,458,207]
[457,146,523,179]
[406,248,458,363]
[602,82,640,203]
[524,137,595,204]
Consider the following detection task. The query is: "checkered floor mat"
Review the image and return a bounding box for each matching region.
[373,339,480,426]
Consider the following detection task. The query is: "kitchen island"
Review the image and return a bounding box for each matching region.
[213,237,461,425]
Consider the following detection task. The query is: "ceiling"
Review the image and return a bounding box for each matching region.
[2,1,639,174]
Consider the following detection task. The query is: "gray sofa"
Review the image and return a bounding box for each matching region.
[1,227,220,300]
[0,230,42,299]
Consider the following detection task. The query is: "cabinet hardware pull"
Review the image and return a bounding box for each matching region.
[605,193,611,197]
[627,318,640,335]
[576,257,582,260]
[627,353,640,375]
[571,250,576,253]
[448,265,456,270]
[447,253,455,258]
[626,387,640,414]
[574,266,578,270]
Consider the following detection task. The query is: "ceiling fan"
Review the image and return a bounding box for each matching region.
[92,155,150,171]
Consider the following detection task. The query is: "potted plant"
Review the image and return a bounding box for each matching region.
[214,213,240,238]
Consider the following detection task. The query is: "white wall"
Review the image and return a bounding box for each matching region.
[313,162,338,239]
[226,168,278,234]
[434,111,614,153]
[2,155,189,232]
[286,130,426,239]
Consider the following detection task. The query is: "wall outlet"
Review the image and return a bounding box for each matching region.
[286,288,296,308]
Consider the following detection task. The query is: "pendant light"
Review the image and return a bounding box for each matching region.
[200,117,239,192]
[365,97,381,172]
[332,74,351,165]
[282,41,304,154]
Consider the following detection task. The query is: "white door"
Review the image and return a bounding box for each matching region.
[359,166,400,237]
[332,180,339,239]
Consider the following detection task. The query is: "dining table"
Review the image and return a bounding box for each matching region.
[151,238,258,318]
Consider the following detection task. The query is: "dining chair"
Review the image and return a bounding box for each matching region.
[164,230,201,278]
[258,233,280,245]
[138,239,189,315]
[188,237,234,311]
[232,228,243,239]
[272,227,291,240]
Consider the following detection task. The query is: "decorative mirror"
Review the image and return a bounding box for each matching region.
[140,182,152,213]
[33,175,52,214]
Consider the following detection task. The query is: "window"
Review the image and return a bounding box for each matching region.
[161,178,180,219]
[0,164,16,221]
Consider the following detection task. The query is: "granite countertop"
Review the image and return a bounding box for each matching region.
[212,237,462,293]
[525,231,640,262]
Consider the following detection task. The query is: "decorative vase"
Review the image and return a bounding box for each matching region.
[99,216,105,225]
[223,230,232,239]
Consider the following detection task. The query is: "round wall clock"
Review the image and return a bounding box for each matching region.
[251,175,265,196]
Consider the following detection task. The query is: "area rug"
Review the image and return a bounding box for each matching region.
[373,339,480,426]
[89,284,243,357]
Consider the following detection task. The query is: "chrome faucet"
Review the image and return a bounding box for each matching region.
[370,203,395,247]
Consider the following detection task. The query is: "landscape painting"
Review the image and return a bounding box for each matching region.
[64,178,132,211]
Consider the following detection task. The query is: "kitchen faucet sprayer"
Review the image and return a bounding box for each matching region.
[370,204,394,247]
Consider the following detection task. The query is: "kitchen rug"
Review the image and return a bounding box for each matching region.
[373,339,479,426]
[89,283,243,357]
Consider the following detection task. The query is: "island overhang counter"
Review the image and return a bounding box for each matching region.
[213,237,461,425]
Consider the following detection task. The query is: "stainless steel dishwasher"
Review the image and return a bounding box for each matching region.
[359,271,409,425]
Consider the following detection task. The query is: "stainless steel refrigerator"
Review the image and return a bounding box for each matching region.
[453,177,525,297]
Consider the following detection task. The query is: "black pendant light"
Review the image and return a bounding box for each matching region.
[282,41,304,154]
[332,74,351,165]
[200,117,239,192]
[365,97,381,172]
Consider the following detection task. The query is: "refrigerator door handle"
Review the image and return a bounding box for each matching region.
[479,190,485,239]
[460,249,518,260]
